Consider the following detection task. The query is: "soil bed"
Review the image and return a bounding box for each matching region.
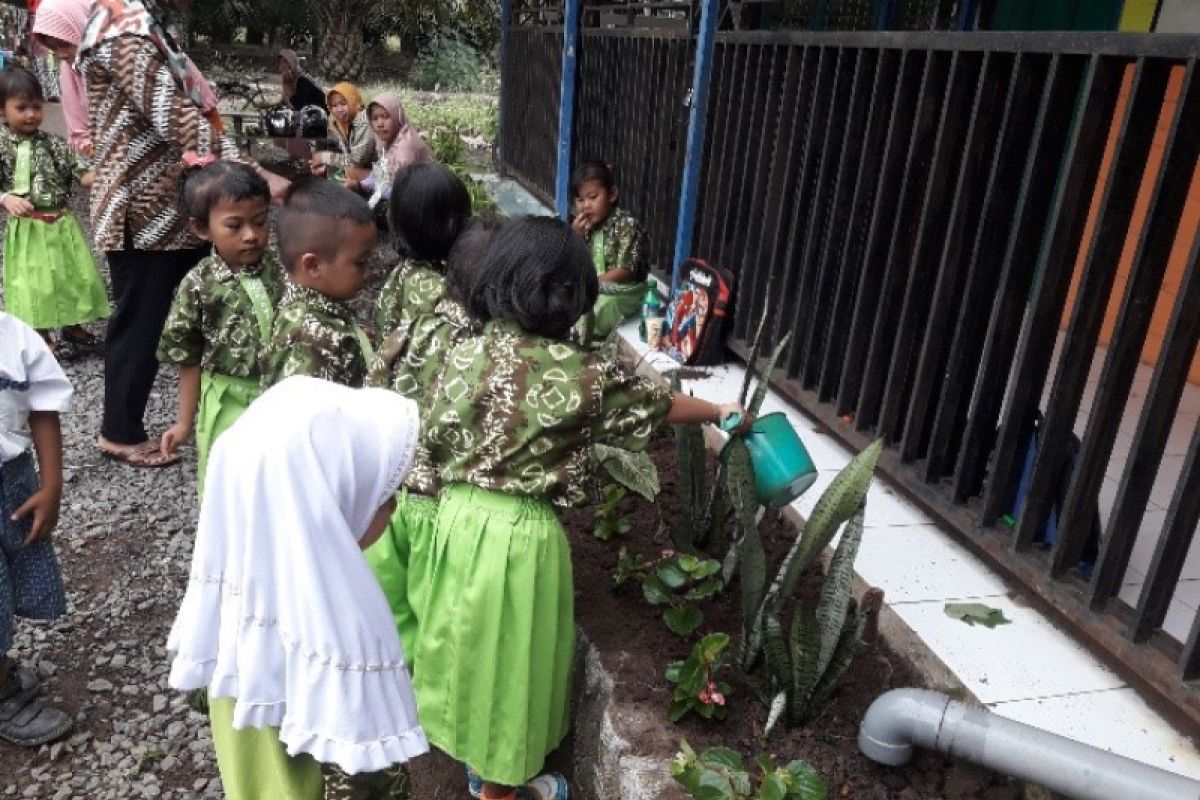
[560,432,1021,800]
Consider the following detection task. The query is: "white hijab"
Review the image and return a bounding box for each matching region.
[167,376,427,774]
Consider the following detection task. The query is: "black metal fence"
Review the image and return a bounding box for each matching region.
[500,13,1200,732]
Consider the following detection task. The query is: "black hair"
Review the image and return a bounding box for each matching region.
[445,216,504,304]
[387,163,472,262]
[466,216,597,340]
[0,66,44,106]
[277,179,375,271]
[181,161,270,224]
[570,160,616,198]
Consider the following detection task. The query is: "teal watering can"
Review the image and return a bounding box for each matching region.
[722,412,818,509]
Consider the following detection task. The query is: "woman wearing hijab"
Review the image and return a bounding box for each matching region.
[32,0,217,157]
[74,0,287,468]
[168,375,427,800]
[278,48,326,112]
[350,92,434,217]
[310,81,375,186]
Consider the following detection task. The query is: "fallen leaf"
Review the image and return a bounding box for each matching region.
[943,602,1011,629]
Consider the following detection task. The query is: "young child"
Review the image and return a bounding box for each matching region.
[0,65,108,360]
[156,162,284,490]
[310,82,374,187]
[366,216,501,663]
[348,93,433,217]
[259,181,378,389]
[0,311,72,747]
[570,161,650,341]
[168,376,428,800]
[414,216,748,800]
[375,162,471,345]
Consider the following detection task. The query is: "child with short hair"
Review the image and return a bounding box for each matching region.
[414,216,748,800]
[259,181,378,389]
[168,376,428,800]
[0,65,109,360]
[570,160,650,341]
[375,162,472,345]
[366,216,502,662]
[0,311,73,747]
[156,161,284,489]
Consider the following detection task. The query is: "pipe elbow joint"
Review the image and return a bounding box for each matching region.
[858,688,951,767]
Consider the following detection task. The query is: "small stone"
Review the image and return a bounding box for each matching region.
[151,695,167,713]
[110,654,128,669]
[86,679,113,693]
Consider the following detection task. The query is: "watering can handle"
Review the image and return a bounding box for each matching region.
[719,411,745,433]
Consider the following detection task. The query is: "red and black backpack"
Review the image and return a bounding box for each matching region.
[664,258,734,366]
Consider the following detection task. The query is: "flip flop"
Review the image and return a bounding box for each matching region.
[96,440,181,469]
[61,327,103,353]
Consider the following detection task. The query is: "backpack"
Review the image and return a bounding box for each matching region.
[1008,410,1101,575]
[664,259,734,366]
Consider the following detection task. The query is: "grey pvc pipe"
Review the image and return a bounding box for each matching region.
[858,688,1200,800]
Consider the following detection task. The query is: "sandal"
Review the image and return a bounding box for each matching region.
[475,772,569,800]
[0,684,72,747]
[96,439,181,469]
[51,339,82,362]
[60,327,103,353]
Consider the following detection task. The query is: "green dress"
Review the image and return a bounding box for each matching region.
[260,282,374,389]
[157,249,284,491]
[413,319,673,785]
[582,207,650,341]
[0,126,110,329]
[365,298,477,665]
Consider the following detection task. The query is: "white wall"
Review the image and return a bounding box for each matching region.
[1156,0,1200,33]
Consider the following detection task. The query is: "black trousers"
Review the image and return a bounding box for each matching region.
[100,245,207,445]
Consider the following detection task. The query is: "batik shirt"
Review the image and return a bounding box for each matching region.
[0,126,89,211]
[584,207,650,281]
[374,259,446,345]
[260,282,370,389]
[422,319,674,507]
[369,298,480,496]
[322,110,376,171]
[156,249,285,378]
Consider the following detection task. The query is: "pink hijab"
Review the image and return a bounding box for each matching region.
[32,0,218,152]
[367,92,434,173]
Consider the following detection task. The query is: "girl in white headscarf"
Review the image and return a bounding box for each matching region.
[167,375,428,800]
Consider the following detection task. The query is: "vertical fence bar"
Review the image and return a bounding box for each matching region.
[1056,60,1198,580]
[556,0,582,219]
[1172,422,1200,676]
[1011,58,1171,552]
[498,0,511,170]
[672,0,720,291]
[979,55,1123,524]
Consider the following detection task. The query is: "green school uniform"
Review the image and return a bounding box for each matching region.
[374,258,446,346]
[259,282,373,389]
[583,207,650,341]
[412,319,673,785]
[157,249,284,491]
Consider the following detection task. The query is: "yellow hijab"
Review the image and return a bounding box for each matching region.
[327,82,364,138]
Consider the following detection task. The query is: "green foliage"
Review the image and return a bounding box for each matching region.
[409,36,491,92]
[666,634,734,722]
[612,546,653,588]
[644,553,724,637]
[595,443,661,501]
[944,602,1011,628]
[671,740,827,800]
[593,484,632,542]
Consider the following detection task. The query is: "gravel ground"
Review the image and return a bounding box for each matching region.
[0,187,469,799]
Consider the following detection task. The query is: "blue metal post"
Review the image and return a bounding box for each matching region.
[957,0,980,30]
[555,0,582,220]
[874,0,897,30]
[498,0,511,170]
[670,0,720,292]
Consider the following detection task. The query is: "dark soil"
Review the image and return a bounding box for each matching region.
[561,432,1022,800]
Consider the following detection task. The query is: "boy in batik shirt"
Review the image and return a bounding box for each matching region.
[259,181,377,389]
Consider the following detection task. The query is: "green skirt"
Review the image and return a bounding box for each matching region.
[364,490,439,664]
[592,280,646,341]
[413,484,574,786]
[3,212,109,329]
[196,372,261,494]
[209,697,410,800]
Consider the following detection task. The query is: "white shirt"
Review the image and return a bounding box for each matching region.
[0,313,73,463]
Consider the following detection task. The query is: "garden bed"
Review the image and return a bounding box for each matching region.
[558,431,1024,800]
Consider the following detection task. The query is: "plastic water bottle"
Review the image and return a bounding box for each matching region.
[640,284,663,346]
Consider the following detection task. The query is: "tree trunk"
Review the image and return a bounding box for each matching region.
[318,12,366,79]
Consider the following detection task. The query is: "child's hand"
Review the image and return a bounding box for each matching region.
[2,194,34,217]
[571,214,592,235]
[13,487,62,546]
[160,421,192,459]
[309,158,328,176]
[716,402,752,435]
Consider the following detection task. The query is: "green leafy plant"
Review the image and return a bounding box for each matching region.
[595,443,660,501]
[671,740,827,800]
[644,552,724,636]
[409,35,490,92]
[612,546,653,588]
[593,483,632,541]
[665,633,734,722]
